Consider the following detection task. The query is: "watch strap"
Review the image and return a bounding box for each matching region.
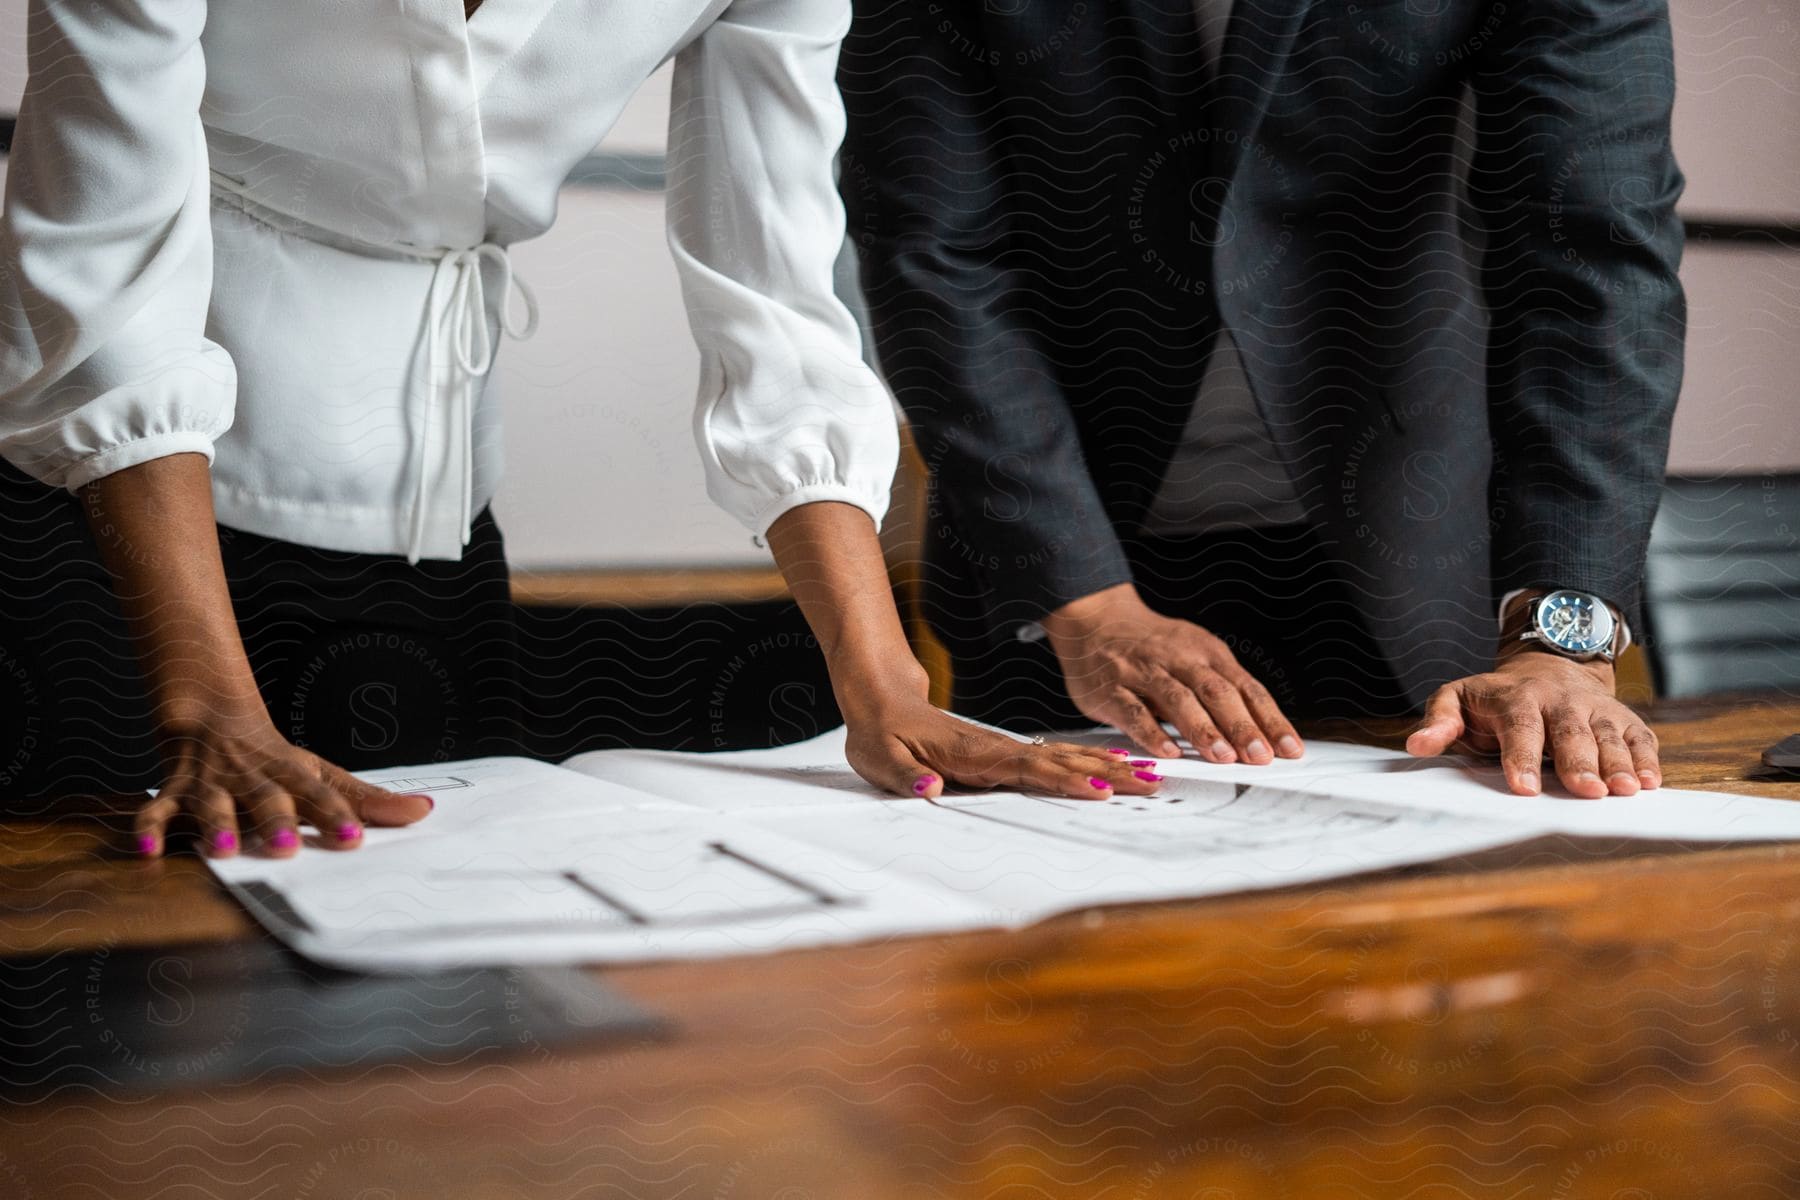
[1499,588,1629,662]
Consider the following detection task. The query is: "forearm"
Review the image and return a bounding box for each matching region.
[1474,0,1685,624]
[763,501,928,720]
[81,453,265,731]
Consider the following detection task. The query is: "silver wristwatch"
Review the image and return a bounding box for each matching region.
[1515,589,1623,663]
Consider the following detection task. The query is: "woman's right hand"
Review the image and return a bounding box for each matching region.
[136,705,434,860]
[81,454,432,860]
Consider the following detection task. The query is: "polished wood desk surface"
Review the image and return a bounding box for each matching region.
[4,694,1800,1198]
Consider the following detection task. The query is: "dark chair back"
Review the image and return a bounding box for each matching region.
[1644,474,1800,697]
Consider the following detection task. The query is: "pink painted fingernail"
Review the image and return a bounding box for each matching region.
[1129,759,1155,768]
[1088,777,1110,790]
[912,774,938,796]
[136,835,157,857]
[270,828,299,850]
[212,831,238,853]
[1134,770,1163,782]
[1106,747,1130,755]
[336,823,362,842]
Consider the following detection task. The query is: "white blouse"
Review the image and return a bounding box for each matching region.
[0,0,898,562]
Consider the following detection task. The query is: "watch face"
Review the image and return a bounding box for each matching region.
[1534,590,1615,655]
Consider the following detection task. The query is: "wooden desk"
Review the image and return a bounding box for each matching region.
[5,694,1800,1198]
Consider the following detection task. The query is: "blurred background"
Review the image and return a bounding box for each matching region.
[0,1,1795,732]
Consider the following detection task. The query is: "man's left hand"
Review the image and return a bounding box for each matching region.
[1404,651,1662,798]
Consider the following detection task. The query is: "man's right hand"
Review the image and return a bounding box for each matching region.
[1039,583,1304,764]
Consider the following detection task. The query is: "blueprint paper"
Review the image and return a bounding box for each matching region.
[208,728,1800,972]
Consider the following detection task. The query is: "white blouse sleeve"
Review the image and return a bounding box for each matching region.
[666,0,900,538]
[0,0,234,491]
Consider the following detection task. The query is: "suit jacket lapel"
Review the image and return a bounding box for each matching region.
[1212,0,1309,184]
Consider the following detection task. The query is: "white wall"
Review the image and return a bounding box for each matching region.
[487,66,772,569]
[1669,0,1800,222]
[0,4,22,112]
[494,140,765,568]
[1662,0,1800,475]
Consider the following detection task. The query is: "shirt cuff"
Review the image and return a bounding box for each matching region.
[59,430,219,492]
[746,480,891,547]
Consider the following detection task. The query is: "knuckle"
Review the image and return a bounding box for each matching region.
[250,790,297,822]
[1108,690,1149,722]
[1097,651,1135,680]
[1141,670,1179,699]
[1196,677,1234,705]
[192,786,236,822]
[1501,710,1543,735]
[299,783,351,817]
[1237,677,1274,705]
[1550,719,1589,742]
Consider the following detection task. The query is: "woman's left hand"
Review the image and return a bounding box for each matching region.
[841,689,1165,801]
[831,662,1159,802]
[764,500,1164,800]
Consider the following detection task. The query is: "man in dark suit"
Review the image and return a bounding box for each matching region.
[839,0,1685,797]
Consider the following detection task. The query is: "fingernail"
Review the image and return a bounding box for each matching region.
[212,831,238,852]
[1639,770,1660,788]
[136,835,157,857]
[269,828,299,850]
[1278,735,1302,757]
[1519,770,1539,794]
[1247,739,1270,761]
[335,824,362,842]
[912,774,938,796]
[1134,770,1163,782]
[1608,773,1639,793]
[423,795,435,811]
[1088,777,1111,791]
[1129,759,1155,768]
[1577,771,1601,785]
[1210,740,1235,761]
[1106,747,1130,756]
[1161,743,1181,758]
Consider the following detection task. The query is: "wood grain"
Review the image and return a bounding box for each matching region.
[508,565,791,609]
[5,695,1800,1198]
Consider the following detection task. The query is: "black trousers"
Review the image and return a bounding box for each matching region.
[944,523,1416,733]
[0,463,519,808]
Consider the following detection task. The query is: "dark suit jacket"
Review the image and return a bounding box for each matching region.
[838,0,1686,708]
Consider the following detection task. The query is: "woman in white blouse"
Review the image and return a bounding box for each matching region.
[0,0,1158,856]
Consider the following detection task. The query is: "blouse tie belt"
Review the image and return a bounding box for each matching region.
[412,243,538,563]
[206,169,538,564]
